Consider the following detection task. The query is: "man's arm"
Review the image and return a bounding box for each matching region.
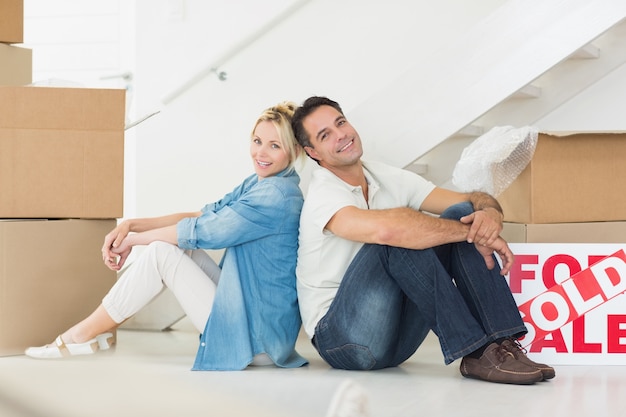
[325,205,470,250]
[324,186,512,272]
[420,188,504,245]
[419,188,502,219]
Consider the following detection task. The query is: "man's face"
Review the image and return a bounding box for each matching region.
[302,105,363,169]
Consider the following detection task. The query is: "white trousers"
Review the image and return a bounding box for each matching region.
[102,241,220,333]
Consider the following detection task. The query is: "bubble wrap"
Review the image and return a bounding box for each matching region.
[452,126,538,197]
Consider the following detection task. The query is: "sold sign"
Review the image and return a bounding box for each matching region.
[516,249,626,346]
[506,244,626,365]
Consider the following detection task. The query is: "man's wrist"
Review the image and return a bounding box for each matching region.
[483,206,504,221]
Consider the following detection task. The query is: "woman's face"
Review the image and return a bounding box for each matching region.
[250,120,291,179]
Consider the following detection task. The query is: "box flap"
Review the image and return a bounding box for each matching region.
[0,86,125,131]
[539,131,626,138]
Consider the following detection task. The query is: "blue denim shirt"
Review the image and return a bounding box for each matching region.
[177,168,308,370]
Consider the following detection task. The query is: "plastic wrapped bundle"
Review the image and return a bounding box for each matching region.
[452,126,538,197]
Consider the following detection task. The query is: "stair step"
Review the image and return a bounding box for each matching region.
[452,124,485,138]
[569,43,601,59]
[511,84,542,99]
[406,162,428,175]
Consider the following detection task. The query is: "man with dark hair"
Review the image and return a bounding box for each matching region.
[291,96,554,384]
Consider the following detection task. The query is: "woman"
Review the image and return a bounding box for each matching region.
[26,102,309,371]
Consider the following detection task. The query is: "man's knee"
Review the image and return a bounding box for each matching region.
[440,201,474,221]
[322,343,378,370]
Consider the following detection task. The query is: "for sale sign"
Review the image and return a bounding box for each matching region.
[507,243,626,365]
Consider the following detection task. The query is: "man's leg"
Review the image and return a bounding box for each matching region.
[313,244,430,370]
[315,241,493,368]
[436,202,527,342]
[437,202,554,381]
[314,205,547,383]
[384,239,543,384]
[385,245,491,364]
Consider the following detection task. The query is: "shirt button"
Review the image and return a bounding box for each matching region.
[201,342,206,347]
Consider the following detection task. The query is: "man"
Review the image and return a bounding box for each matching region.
[291,96,555,384]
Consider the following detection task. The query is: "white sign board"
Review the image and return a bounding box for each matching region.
[507,243,626,365]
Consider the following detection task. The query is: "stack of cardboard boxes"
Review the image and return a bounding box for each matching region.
[0,0,126,355]
[498,131,626,364]
[0,0,30,87]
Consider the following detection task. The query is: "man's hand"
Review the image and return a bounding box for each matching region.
[460,207,503,246]
[474,236,515,276]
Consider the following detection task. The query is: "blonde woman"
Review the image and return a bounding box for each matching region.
[26,102,308,371]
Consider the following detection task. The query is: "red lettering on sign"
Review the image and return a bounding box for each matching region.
[588,255,608,266]
[508,254,538,293]
[518,249,626,347]
[529,329,567,353]
[542,254,581,289]
[607,315,626,353]
[572,317,601,353]
[527,314,626,354]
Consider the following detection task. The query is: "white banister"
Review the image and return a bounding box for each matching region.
[161,0,313,105]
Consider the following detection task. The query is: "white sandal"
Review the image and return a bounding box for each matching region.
[25,332,115,359]
[96,332,116,350]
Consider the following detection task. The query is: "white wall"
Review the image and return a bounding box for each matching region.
[130,0,311,216]
[24,0,131,88]
[130,0,511,217]
[23,0,626,221]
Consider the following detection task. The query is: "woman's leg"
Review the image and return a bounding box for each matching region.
[65,242,219,344]
[187,248,221,286]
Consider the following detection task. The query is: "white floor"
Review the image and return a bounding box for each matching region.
[1,319,624,417]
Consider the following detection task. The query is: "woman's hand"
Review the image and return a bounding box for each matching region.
[101,221,131,271]
[108,238,133,271]
[103,221,131,250]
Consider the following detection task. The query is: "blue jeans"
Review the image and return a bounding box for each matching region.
[313,202,527,369]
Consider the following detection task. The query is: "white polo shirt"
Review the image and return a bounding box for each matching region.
[296,160,436,338]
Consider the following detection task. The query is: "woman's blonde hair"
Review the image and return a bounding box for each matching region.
[251,101,304,170]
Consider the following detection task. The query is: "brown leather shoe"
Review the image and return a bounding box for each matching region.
[500,338,556,380]
[460,343,543,385]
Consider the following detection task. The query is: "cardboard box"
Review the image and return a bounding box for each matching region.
[0,219,117,356]
[0,86,125,218]
[0,43,32,85]
[502,221,626,244]
[498,131,626,224]
[0,0,23,43]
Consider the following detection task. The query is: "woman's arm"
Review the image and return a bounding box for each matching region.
[102,211,201,270]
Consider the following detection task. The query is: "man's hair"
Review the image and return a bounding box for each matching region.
[291,96,344,149]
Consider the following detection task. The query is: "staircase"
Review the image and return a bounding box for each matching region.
[148,0,626,202]
[345,0,626,186]
[408,18,626,188]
